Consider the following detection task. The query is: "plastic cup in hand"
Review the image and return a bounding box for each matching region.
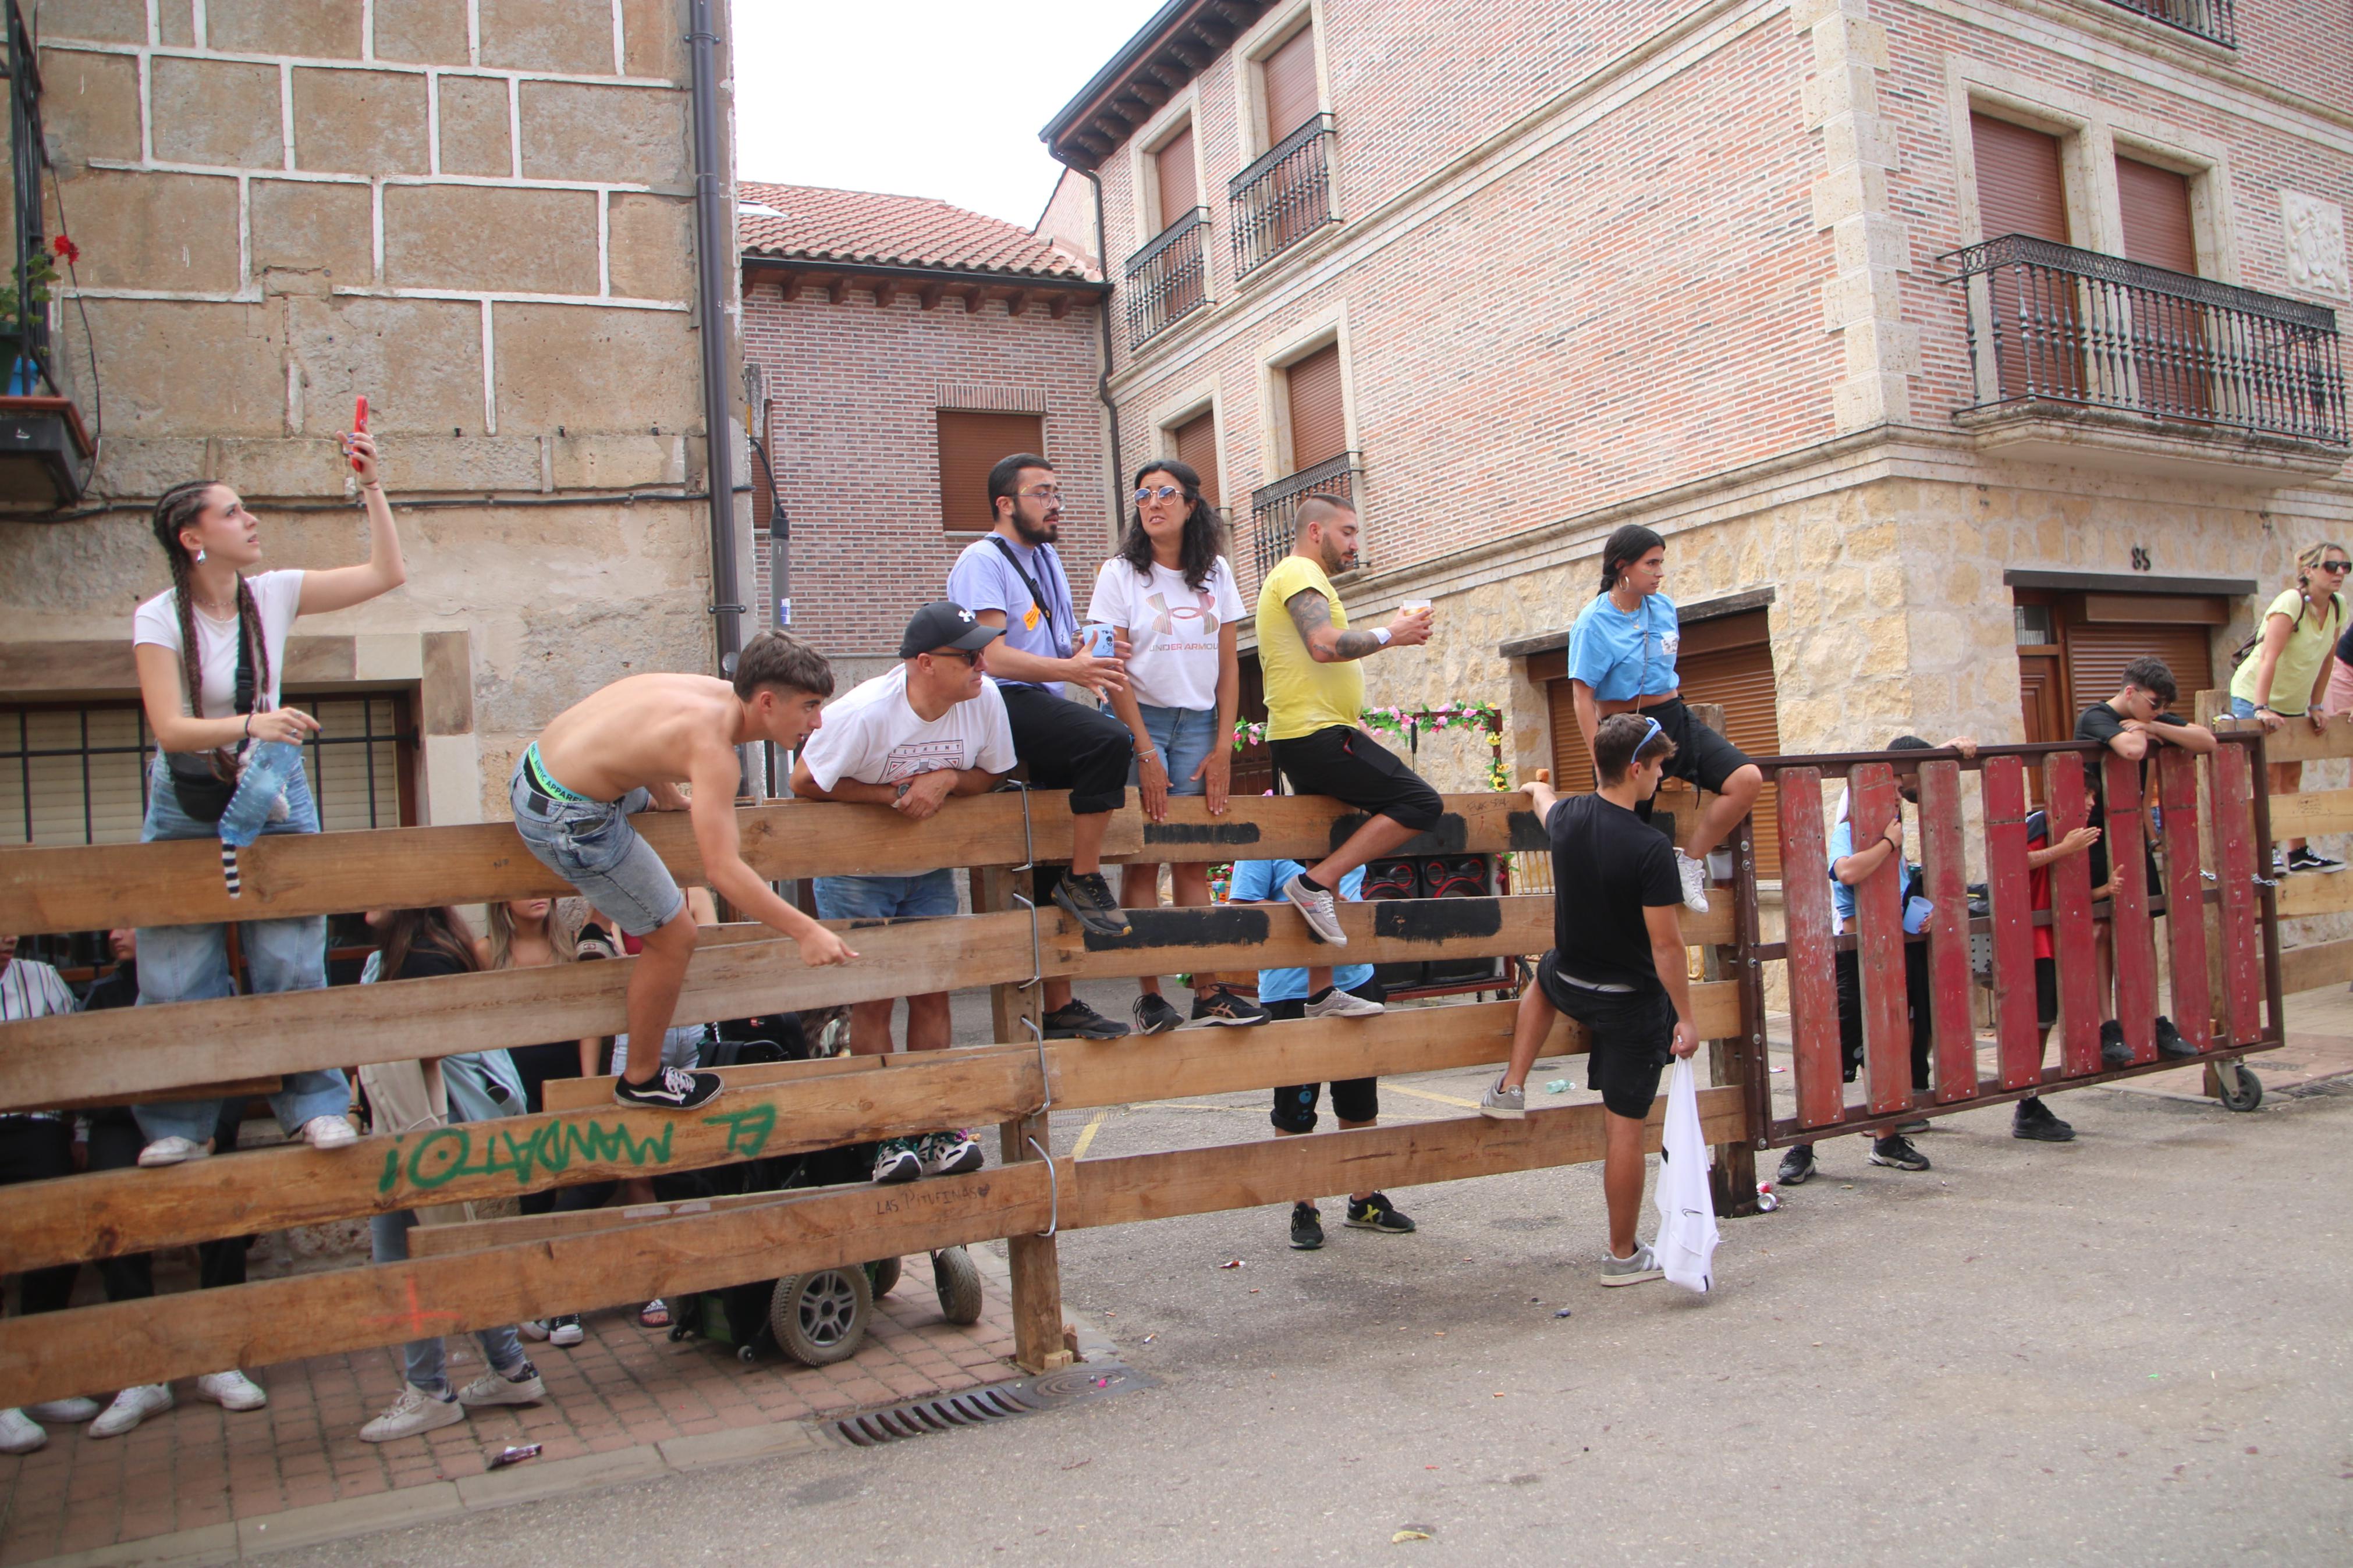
[1401,599,1433,617]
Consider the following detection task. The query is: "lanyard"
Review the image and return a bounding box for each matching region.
[987,535,1071,655]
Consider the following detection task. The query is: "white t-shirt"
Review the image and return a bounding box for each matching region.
[131,568,305,717]
[1086,554,1245,713]
[798,663,1017,791]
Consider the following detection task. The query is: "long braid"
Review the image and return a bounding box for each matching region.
[151,479,235,777]
[237,573,271,715]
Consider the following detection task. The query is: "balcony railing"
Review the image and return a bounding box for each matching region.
[2102,0,2235,47]
[1230,112,1336,279]
[1939,234,2347,448]
[1248,451,1360,584]
[1123,207,1209,350]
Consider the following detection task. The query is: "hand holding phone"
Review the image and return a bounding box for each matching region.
[349,395,368,471]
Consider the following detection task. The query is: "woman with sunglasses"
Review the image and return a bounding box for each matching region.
[2230,541,2347,873]
[1565,525,1764,913]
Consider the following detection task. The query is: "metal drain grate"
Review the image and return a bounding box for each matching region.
[831,1363,1157,1448]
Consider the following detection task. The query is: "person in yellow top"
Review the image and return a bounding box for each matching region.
[2231,541,2348,873]
[1253,494,1436,947]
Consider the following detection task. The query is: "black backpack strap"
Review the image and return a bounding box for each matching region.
[986,535,1070,653]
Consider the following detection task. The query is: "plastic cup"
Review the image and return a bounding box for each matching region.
[1401,599,1433,616]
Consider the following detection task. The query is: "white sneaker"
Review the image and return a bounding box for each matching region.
[545,1314,585,1347]
[89,1383,174,1438]
[302,1115,358,1151]
[0,1408,45,1454]
[358,1385,464,1443]
[1283,874,1348,945]
[456,1363,545,1409]
[137,1136,208,1168]
[195,1370,267,1411]
[26,1396,100,1424]
[517,1319,551,1342]
[1305,985,1385,1019]
[1673,850,1711,914]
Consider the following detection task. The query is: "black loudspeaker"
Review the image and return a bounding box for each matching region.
[1361,856,1427,989]
[1421,854,1505,987]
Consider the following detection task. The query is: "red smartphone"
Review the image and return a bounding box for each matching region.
[350,395,368,470]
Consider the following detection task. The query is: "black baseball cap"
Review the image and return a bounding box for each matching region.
[900,600,1003,659]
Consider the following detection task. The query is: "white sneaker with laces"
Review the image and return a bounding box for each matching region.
[357,1385,464,1443]
[1672,851,1711,914]
[196,1370,267,1411]
[26,1396,99,1424]
[137,1136,208,1168]
[517,1319,551,1342]
[1283,874,1348,945]
[89,1383,174,1438]
[1304,986,1384,1019]
[302,1115,358,1151]
[456,1364,545,1408]
[0,1408,46,1454]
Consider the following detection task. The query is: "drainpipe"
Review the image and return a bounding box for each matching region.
[1083,168,1125,524]
[687,0,744,675]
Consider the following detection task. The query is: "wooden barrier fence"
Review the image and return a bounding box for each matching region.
[2197,695,2353,993]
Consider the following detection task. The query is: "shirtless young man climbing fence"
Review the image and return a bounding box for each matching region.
[510,632,857,1112]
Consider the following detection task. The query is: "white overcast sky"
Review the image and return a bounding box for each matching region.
[730,0,1167,228]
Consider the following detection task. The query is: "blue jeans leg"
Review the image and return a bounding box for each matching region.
[370,1210,448,1394]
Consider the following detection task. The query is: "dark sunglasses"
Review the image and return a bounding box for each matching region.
[2319,560,2352,573]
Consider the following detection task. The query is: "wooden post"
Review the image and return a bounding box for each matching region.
[971,862,1069,1373]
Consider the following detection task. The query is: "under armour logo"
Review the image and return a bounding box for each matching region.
[957,609,974,621]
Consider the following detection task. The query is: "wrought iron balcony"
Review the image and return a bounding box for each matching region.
[0,0,92,506]
[2102,0,2234,48]
[1230,112,1336,279]
[1123,207,1209,350]
[1939,234,2346,449]
[1248,451,1360,584]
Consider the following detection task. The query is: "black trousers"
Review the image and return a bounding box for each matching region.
[84,1107,251,1299]
[998,683,1132,817]
[1833,944,1932,1093]
[0,1117,79,1316]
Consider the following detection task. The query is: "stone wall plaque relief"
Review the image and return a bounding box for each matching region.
[2281,190,2348,299]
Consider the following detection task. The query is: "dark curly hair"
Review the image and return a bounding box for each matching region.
[1117,457,1223,592]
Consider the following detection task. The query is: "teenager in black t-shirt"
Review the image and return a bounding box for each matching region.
[1478,713,1696,1288]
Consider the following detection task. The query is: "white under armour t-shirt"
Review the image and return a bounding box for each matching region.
[1086,553,1245,713]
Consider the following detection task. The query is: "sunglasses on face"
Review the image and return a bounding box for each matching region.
[927,648,980,666]
[1134,484,1190,504]
[2319,560,2352,573]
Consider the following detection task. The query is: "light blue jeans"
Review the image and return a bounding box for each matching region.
[133,756,353,1146]
[370,1209,526,1396]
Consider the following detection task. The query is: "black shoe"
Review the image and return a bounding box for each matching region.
[613,1066,723,1111]
[2012,1096,2076,1142]
[1131,993,1186,1036]
[2286,845,2344,873]
[1051,871,1131,939]
[1896,1119,1930,1135]
[1289,1203,1324,1250]
[1868,1133,1930,1172]
[1189,985,1270,1027]
[1775,1144,1815,1186]
[1042,1000,1126,1040]
[2099,1019,2132,1071]
[1345,1192,1416,1233]
[2154,1015,2197,1059]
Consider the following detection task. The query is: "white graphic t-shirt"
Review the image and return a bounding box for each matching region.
[1087,554,1246,713]
[798,663,1017,791]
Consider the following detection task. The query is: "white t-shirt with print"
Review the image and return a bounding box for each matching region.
[1086,554,1245,713]
[798,663,1017,791]
[131,568,305,717]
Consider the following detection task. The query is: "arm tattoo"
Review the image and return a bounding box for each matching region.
[1286,587,1382,660]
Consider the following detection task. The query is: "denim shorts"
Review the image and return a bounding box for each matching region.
[1130,703,1220,796]
[812,867,959,922]
[507,757,684,938]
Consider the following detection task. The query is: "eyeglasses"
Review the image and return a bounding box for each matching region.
[1134,484,1188,504]
[1017,485,1062,502]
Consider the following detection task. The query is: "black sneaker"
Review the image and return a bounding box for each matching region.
[1189,985,1270,1027]
[1051,871,1132,939]
[1776,1144,1815,1186]
[2154,1015,2198,1059]
[1896,1119,1930,1135]
[1131,992,1186,1036]
[2099,1019,2132,1071]
[613,1066,723,1111]
[2012,1096,2075,1142]
[1042,1000,1126,1039]
[1289,1203,1325,1250]
[1345,1192,1416,1233]
[2287,845,2344,873]
[1868,1133,1930,1172]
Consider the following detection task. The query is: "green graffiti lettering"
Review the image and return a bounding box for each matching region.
[377,1144,403,1196]
[385,1115,680,1196]
[703,1103,776,1159]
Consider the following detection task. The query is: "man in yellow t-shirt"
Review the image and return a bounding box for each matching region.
[1253,494,1437,947]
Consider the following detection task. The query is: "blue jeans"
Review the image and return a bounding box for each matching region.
[370,1209,524,1396]
[133,758,351,1147]
[2230,695,2262,719]
[1130,703,1219,795]
[508,757,685,937]
[811,867,960,922]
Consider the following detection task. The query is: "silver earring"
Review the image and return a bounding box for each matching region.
[194,548,205,563]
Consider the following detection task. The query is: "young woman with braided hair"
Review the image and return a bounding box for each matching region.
[127,426,409,1168]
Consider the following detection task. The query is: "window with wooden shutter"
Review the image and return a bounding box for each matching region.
[1284,343,1346,475]
[936,410,1045,532]
[2013,589,2223,744]
[1261,24,1319,146]
[1972,113,2070,244]
[2117,158,2196,275]
[2116,156,2207,418]
[1154,124,1198,233]
[1172,409,1220,510]
[1970,112,2081,400]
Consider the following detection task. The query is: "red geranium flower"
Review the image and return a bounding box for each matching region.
[51,234,78,265]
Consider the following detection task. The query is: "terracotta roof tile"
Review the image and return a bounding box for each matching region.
[738,181,1099,283]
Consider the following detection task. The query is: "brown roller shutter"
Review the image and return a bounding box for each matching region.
[2063,622,2216,721]
[1262,24,1319,144]
[2118,157,2196,275]
[1173,410,1220,510]
[1970,112,2081,400]
[1284,343,1346,474]
[936,410,1045,532]
[1971,113,2069,244]
[2116,157,2206,418]
[1155,124,1198,232]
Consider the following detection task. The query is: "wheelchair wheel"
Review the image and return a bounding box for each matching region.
[769,1267,872,1366]
[933,1246,984,1326]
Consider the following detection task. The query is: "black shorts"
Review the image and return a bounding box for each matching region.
[2035,955,2058,1028]
[1268,984,1383,1132]
[1535,951,1671,1119]
[1269,726,1443,833]
[1632,696,1752,827]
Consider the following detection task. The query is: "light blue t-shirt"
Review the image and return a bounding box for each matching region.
[1826,812,1921,933]
[1567,591,1680,702]
[1229,857,1374,1002]
[947,534,1078,696]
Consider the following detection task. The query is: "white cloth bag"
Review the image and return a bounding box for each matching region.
[1652,1057,1719,1293]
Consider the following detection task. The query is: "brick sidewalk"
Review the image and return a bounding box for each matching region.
[0,1267,1018,1565]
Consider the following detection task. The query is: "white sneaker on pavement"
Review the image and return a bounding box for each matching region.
[456,1363,545,1409]
[301,1115,358,1151]
[89,1384,174,1438]
[1672,850,1711,914]
[358,1385,464,1443]
[26,1396,100,1424]
[0,1408,45,1454]
[136,1136,208,1168]
[1283,874,1348,945]
[1304,985,1385,1019]
[195,1371,267,1411]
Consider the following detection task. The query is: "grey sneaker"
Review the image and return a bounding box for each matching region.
[1479,1078,1525,1120]
[1672,850,1711,914]
[456,1363,545,1408]
[358,1385,464,1443]
[1305,984,1383,1019]
[1051,870,1131,939]
[1598,1243,1665,1288]
[1283,874,1347,945]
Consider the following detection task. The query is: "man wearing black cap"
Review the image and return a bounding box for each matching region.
[790,602,1020,1182]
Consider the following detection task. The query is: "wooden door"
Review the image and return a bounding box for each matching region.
[1971,113,2082,400]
